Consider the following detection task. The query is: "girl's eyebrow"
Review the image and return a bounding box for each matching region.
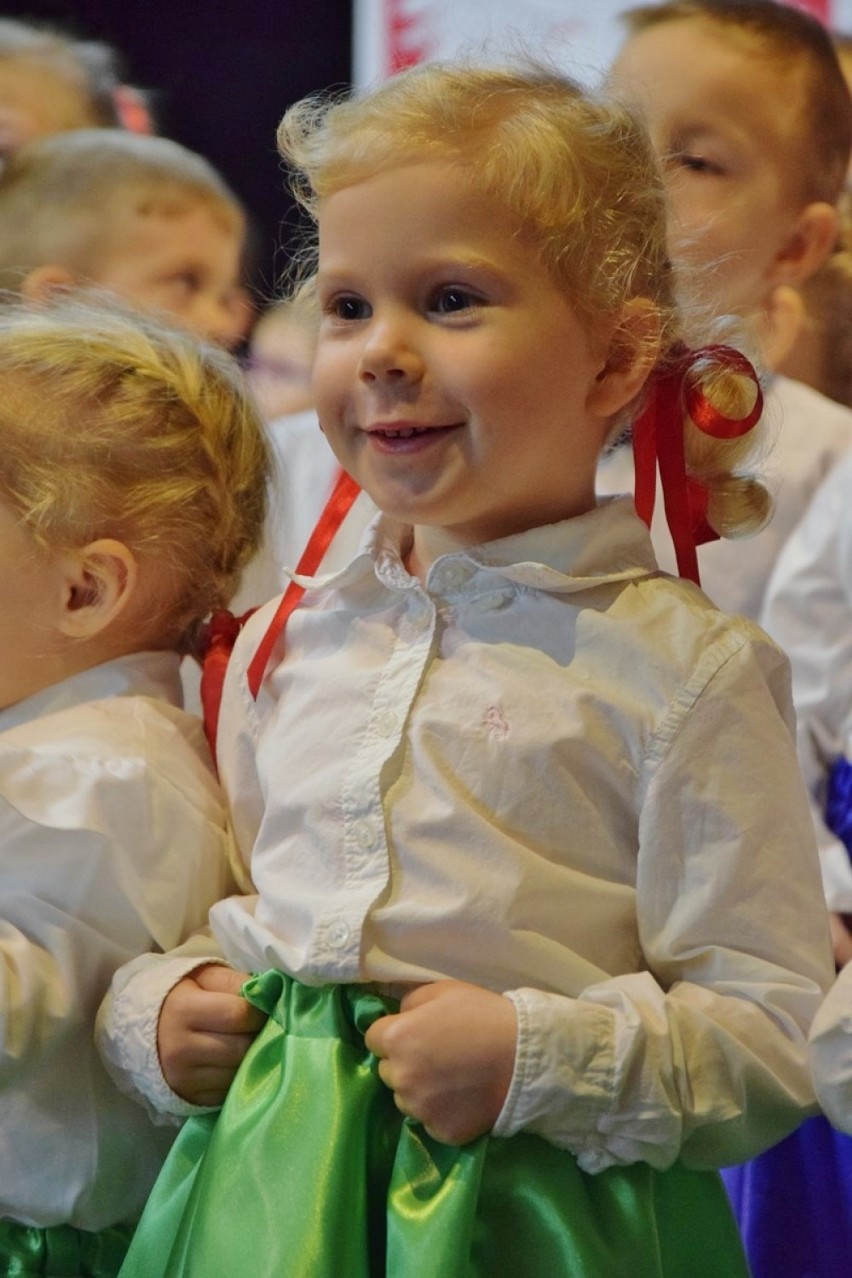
[316,254,512,291]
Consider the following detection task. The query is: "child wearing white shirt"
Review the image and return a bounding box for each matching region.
[0,297,267,1276]
[105,62,832,1277]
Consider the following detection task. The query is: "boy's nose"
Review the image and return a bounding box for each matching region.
[197,296,248,349]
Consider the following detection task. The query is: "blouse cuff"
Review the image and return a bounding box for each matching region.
[493,987,616,1171]
[98,955,228,1120]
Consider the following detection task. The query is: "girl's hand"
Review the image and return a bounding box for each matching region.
[364,980,517,1145]
[157,963,266,1105]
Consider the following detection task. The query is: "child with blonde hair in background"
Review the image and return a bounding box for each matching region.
[598,0,852,621]
[0,16,150,170]
[0,297,268,1276]
[235,295,377,612]
[0,128,245,348]
[101,61,833,1278]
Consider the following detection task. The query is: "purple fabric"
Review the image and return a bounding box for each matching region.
[722,1117,852,1278]
[826,757,852,857]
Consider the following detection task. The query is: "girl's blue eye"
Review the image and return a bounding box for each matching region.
[433,287,479,315]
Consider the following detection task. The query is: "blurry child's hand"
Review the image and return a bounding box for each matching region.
[364,980,517,1146]
[157,963,265,1106]
[830,913,852,969]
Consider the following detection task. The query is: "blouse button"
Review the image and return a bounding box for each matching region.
[327,920,351,948]
[353,818,378,851]
[436,561,467,590]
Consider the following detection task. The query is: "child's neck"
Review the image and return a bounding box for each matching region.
[405,525,471,583]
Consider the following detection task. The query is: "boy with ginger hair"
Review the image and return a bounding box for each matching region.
[598,0,852,620]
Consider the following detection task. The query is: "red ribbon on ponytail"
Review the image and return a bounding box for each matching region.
[632,343,763,585]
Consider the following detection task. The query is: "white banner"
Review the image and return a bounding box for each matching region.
[354,0,852,88]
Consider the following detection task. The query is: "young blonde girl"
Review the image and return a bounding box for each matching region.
[0,296,267,1276]
[105,64,831,1277]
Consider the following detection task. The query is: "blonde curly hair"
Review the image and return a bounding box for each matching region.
[277,61,769,541]
[0,294,268,653]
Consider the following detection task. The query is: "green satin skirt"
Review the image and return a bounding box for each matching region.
[119,971,749,1277]
[0,1219,132,1277]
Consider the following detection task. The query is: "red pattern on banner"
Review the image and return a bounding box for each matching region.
[384,0,434,75]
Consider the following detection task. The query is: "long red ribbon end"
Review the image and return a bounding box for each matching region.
[247,469,362,698]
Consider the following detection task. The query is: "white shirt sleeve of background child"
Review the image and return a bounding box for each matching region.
[96,929,230,1121]
[0,708,234,1122]
[761,452,852,912]
[494,633,833,1172]
[809,961,852,1135]
[98,615,274,1119]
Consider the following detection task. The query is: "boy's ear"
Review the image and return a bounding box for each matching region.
[758,284,807,370]
[57,539,138,639]
[20,263,78,303]
[772,201,838,288]
[588,298,662,418]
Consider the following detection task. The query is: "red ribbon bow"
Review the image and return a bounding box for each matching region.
[632,343,763,585]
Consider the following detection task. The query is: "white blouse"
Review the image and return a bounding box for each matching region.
[0,652,234,1231]
[762,449,852,911]
[101,501,833,1175]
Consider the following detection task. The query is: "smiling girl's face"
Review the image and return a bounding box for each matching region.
[312,160,639,574]
[609,18,811,320]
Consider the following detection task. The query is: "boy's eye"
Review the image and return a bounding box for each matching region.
[164,270,204,298]
[672,151,723,176]
[432,286,481,315]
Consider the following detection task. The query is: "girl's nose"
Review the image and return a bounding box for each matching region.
[357,323,423,385]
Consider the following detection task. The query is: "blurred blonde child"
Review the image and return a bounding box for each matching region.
[0,296,268,1276]
[598,0,852,620]
[245,297,315,420]
[102,62,832,1278]
[235,295,376,611]
[0,128,244,347]
[0,16,150,170]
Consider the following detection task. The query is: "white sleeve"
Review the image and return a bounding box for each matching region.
[809,963,852,1135]
[96,627,271,1119]
[0,729,232,1098]
[96,929,229,1121]
[494,634,833,1172]
[762,454,852,911]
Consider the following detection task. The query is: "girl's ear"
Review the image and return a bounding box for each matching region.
[57,539,139,639]
[588,298,662,418]
[20,263,78,303]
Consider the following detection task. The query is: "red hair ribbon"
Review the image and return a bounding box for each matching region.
[112,85,154,135]
[199,608,255,759]
[632,343,763,585]
[246,468,362,699]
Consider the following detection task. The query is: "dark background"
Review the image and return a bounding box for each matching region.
[4,0,354,297]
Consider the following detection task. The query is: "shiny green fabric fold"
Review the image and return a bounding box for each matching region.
[0,1218,132,1277]
[120,971,749,1277]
